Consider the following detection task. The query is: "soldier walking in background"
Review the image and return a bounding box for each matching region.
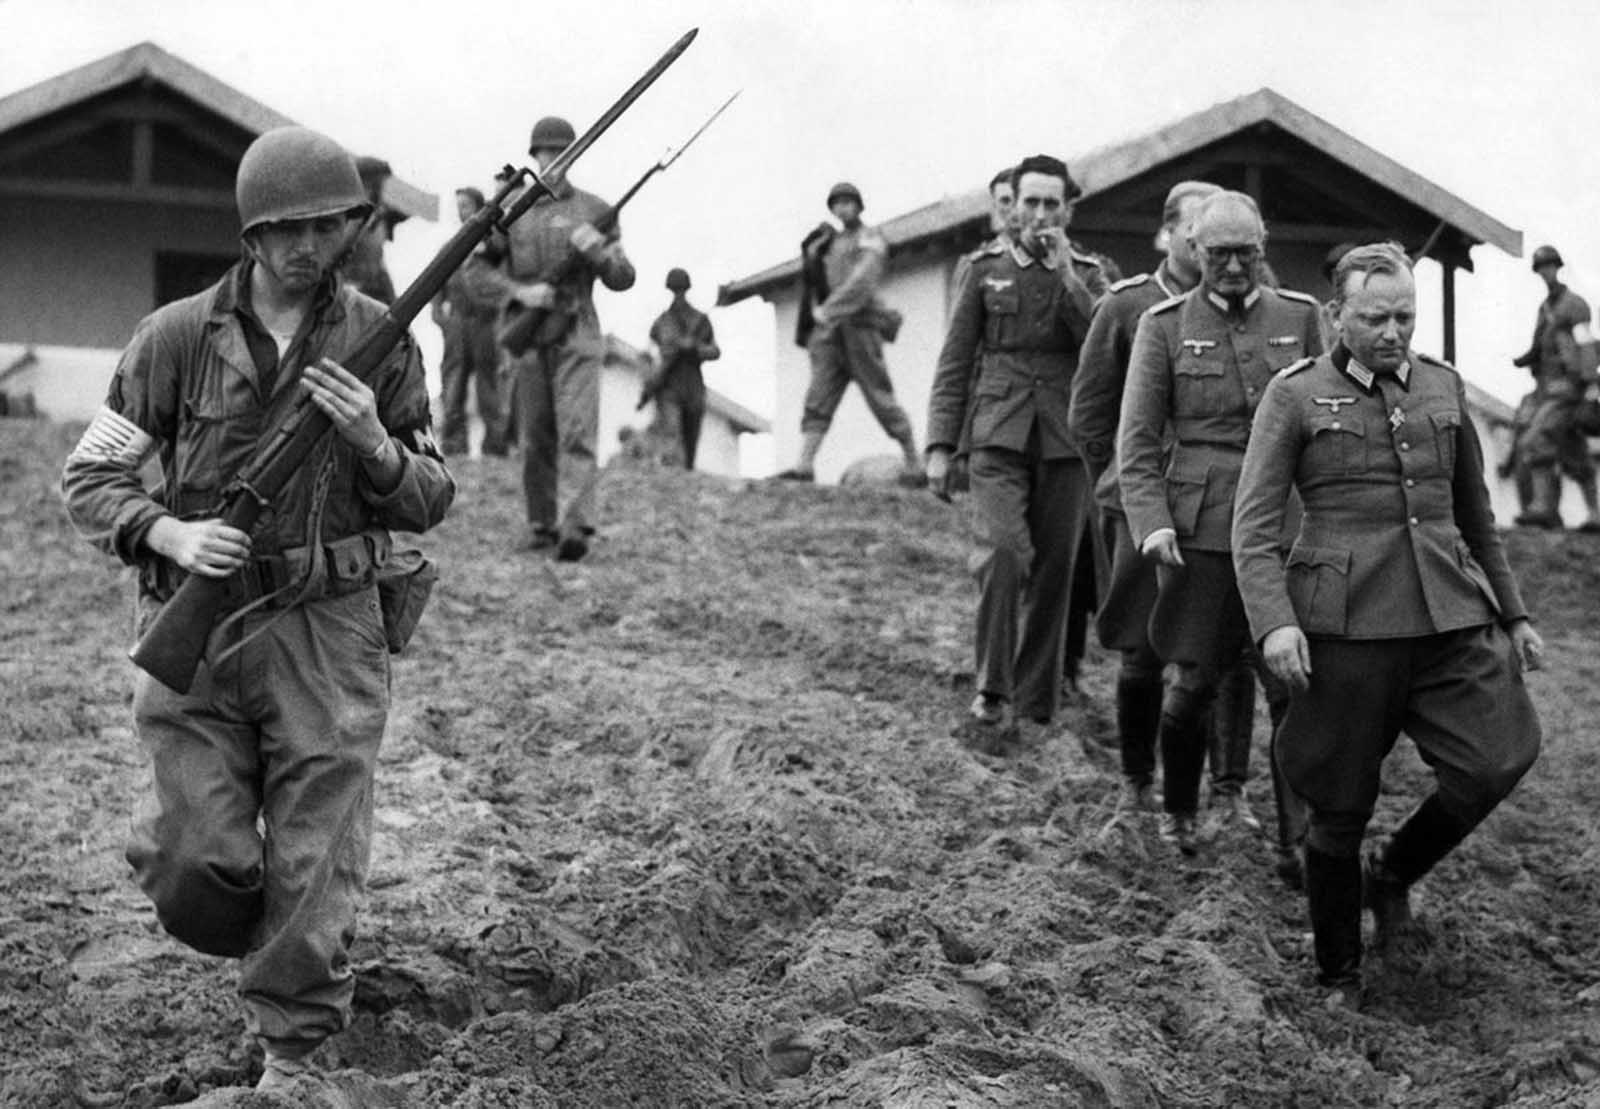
[927,155,1096,740]
[776,182,924,486]
[60,126,455,1090]
[495,115,636,560]
[645,267,721,469]
[1233,243,1542,1006]
[1116,191,1322,858]
[1509,244,1600,530]
[342,155,398,305]
[432,186,508,457]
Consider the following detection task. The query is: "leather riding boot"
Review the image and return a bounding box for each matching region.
[1157,685,1212,819]
[1304,845,1363,993]
[1367,795,1471,942]
[1207,658,1256,796]
[1115,659,1163,786]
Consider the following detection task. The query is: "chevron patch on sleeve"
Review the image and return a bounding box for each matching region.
[71,405,157,468]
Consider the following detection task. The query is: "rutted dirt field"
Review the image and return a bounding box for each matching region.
[3,417,1599,1108]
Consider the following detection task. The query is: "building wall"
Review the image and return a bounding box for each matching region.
[0,196,239,349]
[597,363,744,477]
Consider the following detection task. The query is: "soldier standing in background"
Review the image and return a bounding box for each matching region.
[432,187,508,457]
[776,182,925,486]
[342,155,397,305]
[927,154,1096,739]
[1233,243,1542,1006]
[1509,244,1600,530]
[645,267,721,469]
[1117,191,1323,857]
[494,115,636,560]
[60,126,455,1091]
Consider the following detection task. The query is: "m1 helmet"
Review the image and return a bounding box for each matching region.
[1531,244,1564,271]
[236,126,369,236]
[826,181,863,209]
[528,116,576,155]
[665,267,691,292]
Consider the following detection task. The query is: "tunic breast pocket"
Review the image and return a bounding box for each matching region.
[174,365,261,510]
[1430,410,1461,475]
[982,288,1020,347]
[1174,355,1229,416]
[1306,415,1366,474]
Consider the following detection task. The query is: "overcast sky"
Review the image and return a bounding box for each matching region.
[5,0,1599,417]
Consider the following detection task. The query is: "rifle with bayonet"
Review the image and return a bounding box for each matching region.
[129,28,698,694]
[497,90,739,357]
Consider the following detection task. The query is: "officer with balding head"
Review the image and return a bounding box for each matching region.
[776,181,924,485]
[1117,190,1324,858]
[645,267,720,469]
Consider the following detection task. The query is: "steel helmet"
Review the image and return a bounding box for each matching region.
[826,181,863,209]
[528,116,576,154]
[1531,244,1564,271]
[236,126,369,236]
[665,267,691,291]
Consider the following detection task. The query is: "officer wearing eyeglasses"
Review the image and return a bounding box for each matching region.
[1116,190,1324,858]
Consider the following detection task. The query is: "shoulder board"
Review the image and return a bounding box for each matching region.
[1069,248,1102,267]
[1277,357,1317,378]
[1414,351,1458,373]
[1147,292,1186,315]
[972,238,1008,259]
[1274,287,1321,308]
[1107,273,1151,294]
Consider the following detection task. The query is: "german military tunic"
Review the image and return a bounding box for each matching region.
[1068,262,1194,511]
[1233,348,1527,641]
[928,238,1096,460]
[1118,285,1324,552]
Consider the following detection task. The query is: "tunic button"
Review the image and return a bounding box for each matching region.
[1400,442,1411,451]
[1406,478,1415,487]
[1409,516,1419,526]
[1331,421,1341,430]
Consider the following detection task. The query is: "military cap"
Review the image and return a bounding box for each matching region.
[528,116,576,154]
[1531,244,1564,271]
[665,267,691,291]
[826,181,863,209]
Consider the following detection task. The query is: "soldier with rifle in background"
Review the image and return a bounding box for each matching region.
[60,126,456,1092]
[644,266,720,469]
[494,115,636,561]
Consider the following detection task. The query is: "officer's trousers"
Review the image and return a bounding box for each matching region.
[801,321,913,442]
[1279,624,1541,858]
[129,587,389,1053]
[968,442,1088,722]
[513,334,601,536]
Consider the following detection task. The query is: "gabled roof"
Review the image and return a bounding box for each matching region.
[0,41,436,220]
[720,87,1521,306]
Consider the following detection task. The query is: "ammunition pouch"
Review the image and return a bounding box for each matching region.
[375,548,438,654]
[864,304,904,343]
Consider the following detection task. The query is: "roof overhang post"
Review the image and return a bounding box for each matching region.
[1442,261,1457,365]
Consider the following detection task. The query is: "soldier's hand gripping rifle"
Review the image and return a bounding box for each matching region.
[497,90,739,357]
[129,28,698,694]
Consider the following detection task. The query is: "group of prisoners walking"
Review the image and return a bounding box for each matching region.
[61,104,1574,1093]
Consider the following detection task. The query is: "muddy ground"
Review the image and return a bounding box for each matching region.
[2,416,1598,1108]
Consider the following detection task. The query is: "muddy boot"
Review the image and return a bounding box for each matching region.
[1366,795,1470,945]
[1157,689,1210,857]
[1115,657,1162,787]
[1304,846,1363,1006]
[1207,658,1256,817]
[1577,470,1600,533]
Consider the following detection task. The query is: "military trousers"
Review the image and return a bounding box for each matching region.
[968,441,1089,722]
[801,321,913,442]
[1279,623,1541,857]
[439,314,505,456]
[128,586,389,1053]
[512,335,601,536]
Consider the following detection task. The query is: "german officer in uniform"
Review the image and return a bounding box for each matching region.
[927,154,1096,736]
[1233,243,1542,1003]
[1117,190,1323,855]
[61,127,455,1089]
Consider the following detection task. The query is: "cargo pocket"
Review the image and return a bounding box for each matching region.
[1285,545,1351,634]
[982,288,1019,347]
